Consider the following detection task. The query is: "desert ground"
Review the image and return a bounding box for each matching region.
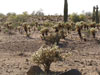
[0,29,100,75]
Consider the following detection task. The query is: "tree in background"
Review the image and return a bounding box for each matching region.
[85,12,92,17]
[64,0,68,22]
[79,14,86,21]
[35,9,44,16]
[70,13,80,22]
[0,13,6,23]
[70,13,86,22]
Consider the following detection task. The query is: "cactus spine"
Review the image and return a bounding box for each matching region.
[64,0,68,22]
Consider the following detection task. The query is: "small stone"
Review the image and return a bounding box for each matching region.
[27,65,43,75]
[59,69,82,75]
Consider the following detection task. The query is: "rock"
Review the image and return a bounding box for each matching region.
[96,67,100,75]
[18,53,24,56]
[27,65,43,75]
[59,69,82,75]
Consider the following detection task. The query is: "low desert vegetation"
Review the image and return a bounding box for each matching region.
[32,45,62,73]
[90,28,98,38]
[0,0,100,75]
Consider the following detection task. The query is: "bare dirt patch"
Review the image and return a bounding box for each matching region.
[0,31,100,75]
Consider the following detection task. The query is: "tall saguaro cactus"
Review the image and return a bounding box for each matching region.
[95,5,99,23]
[64,0,68,22]
[92,6,96,22]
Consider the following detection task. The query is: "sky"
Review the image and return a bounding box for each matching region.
[0,0,100,15]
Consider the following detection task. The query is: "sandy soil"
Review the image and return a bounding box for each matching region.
[0,31,100,75]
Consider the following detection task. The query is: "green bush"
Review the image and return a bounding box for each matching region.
[70,13,80,22]
[79,14,86,21]
[70,13,86,22]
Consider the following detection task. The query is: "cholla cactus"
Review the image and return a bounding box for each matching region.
[97,23,100,29]
[32,45,62,73]
[23,23,28,34]
[90,28,97,38]
[35,22,38,27]
[43,32,61,45]
[43,22,53,27]
[40,27,49,37]
[17,26,22,34]
[59,30,66,39]
[22,23,31,37]
[82,22,89,30]
[70,21,75,31]
[53,23,64,32]
[4,22,13,34]
[64,22,71,33]
[4,22,13,30]
[53,24,59,32]
[27,25,31,32]
[89,22,96,28]
[58,22,64,28]
[7,24,13,30]
[76,22,83,40]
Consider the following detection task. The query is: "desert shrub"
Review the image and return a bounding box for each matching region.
[70,13,86,22]
[32,45,62,73]
[70,13,80,22]
[79,14,86,21]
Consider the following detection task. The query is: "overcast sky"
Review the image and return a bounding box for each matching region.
[0,0,99,15]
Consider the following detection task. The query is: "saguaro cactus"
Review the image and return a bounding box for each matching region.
[64,0,68,22]
[92,6,96,22]
[95,5,99,23]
